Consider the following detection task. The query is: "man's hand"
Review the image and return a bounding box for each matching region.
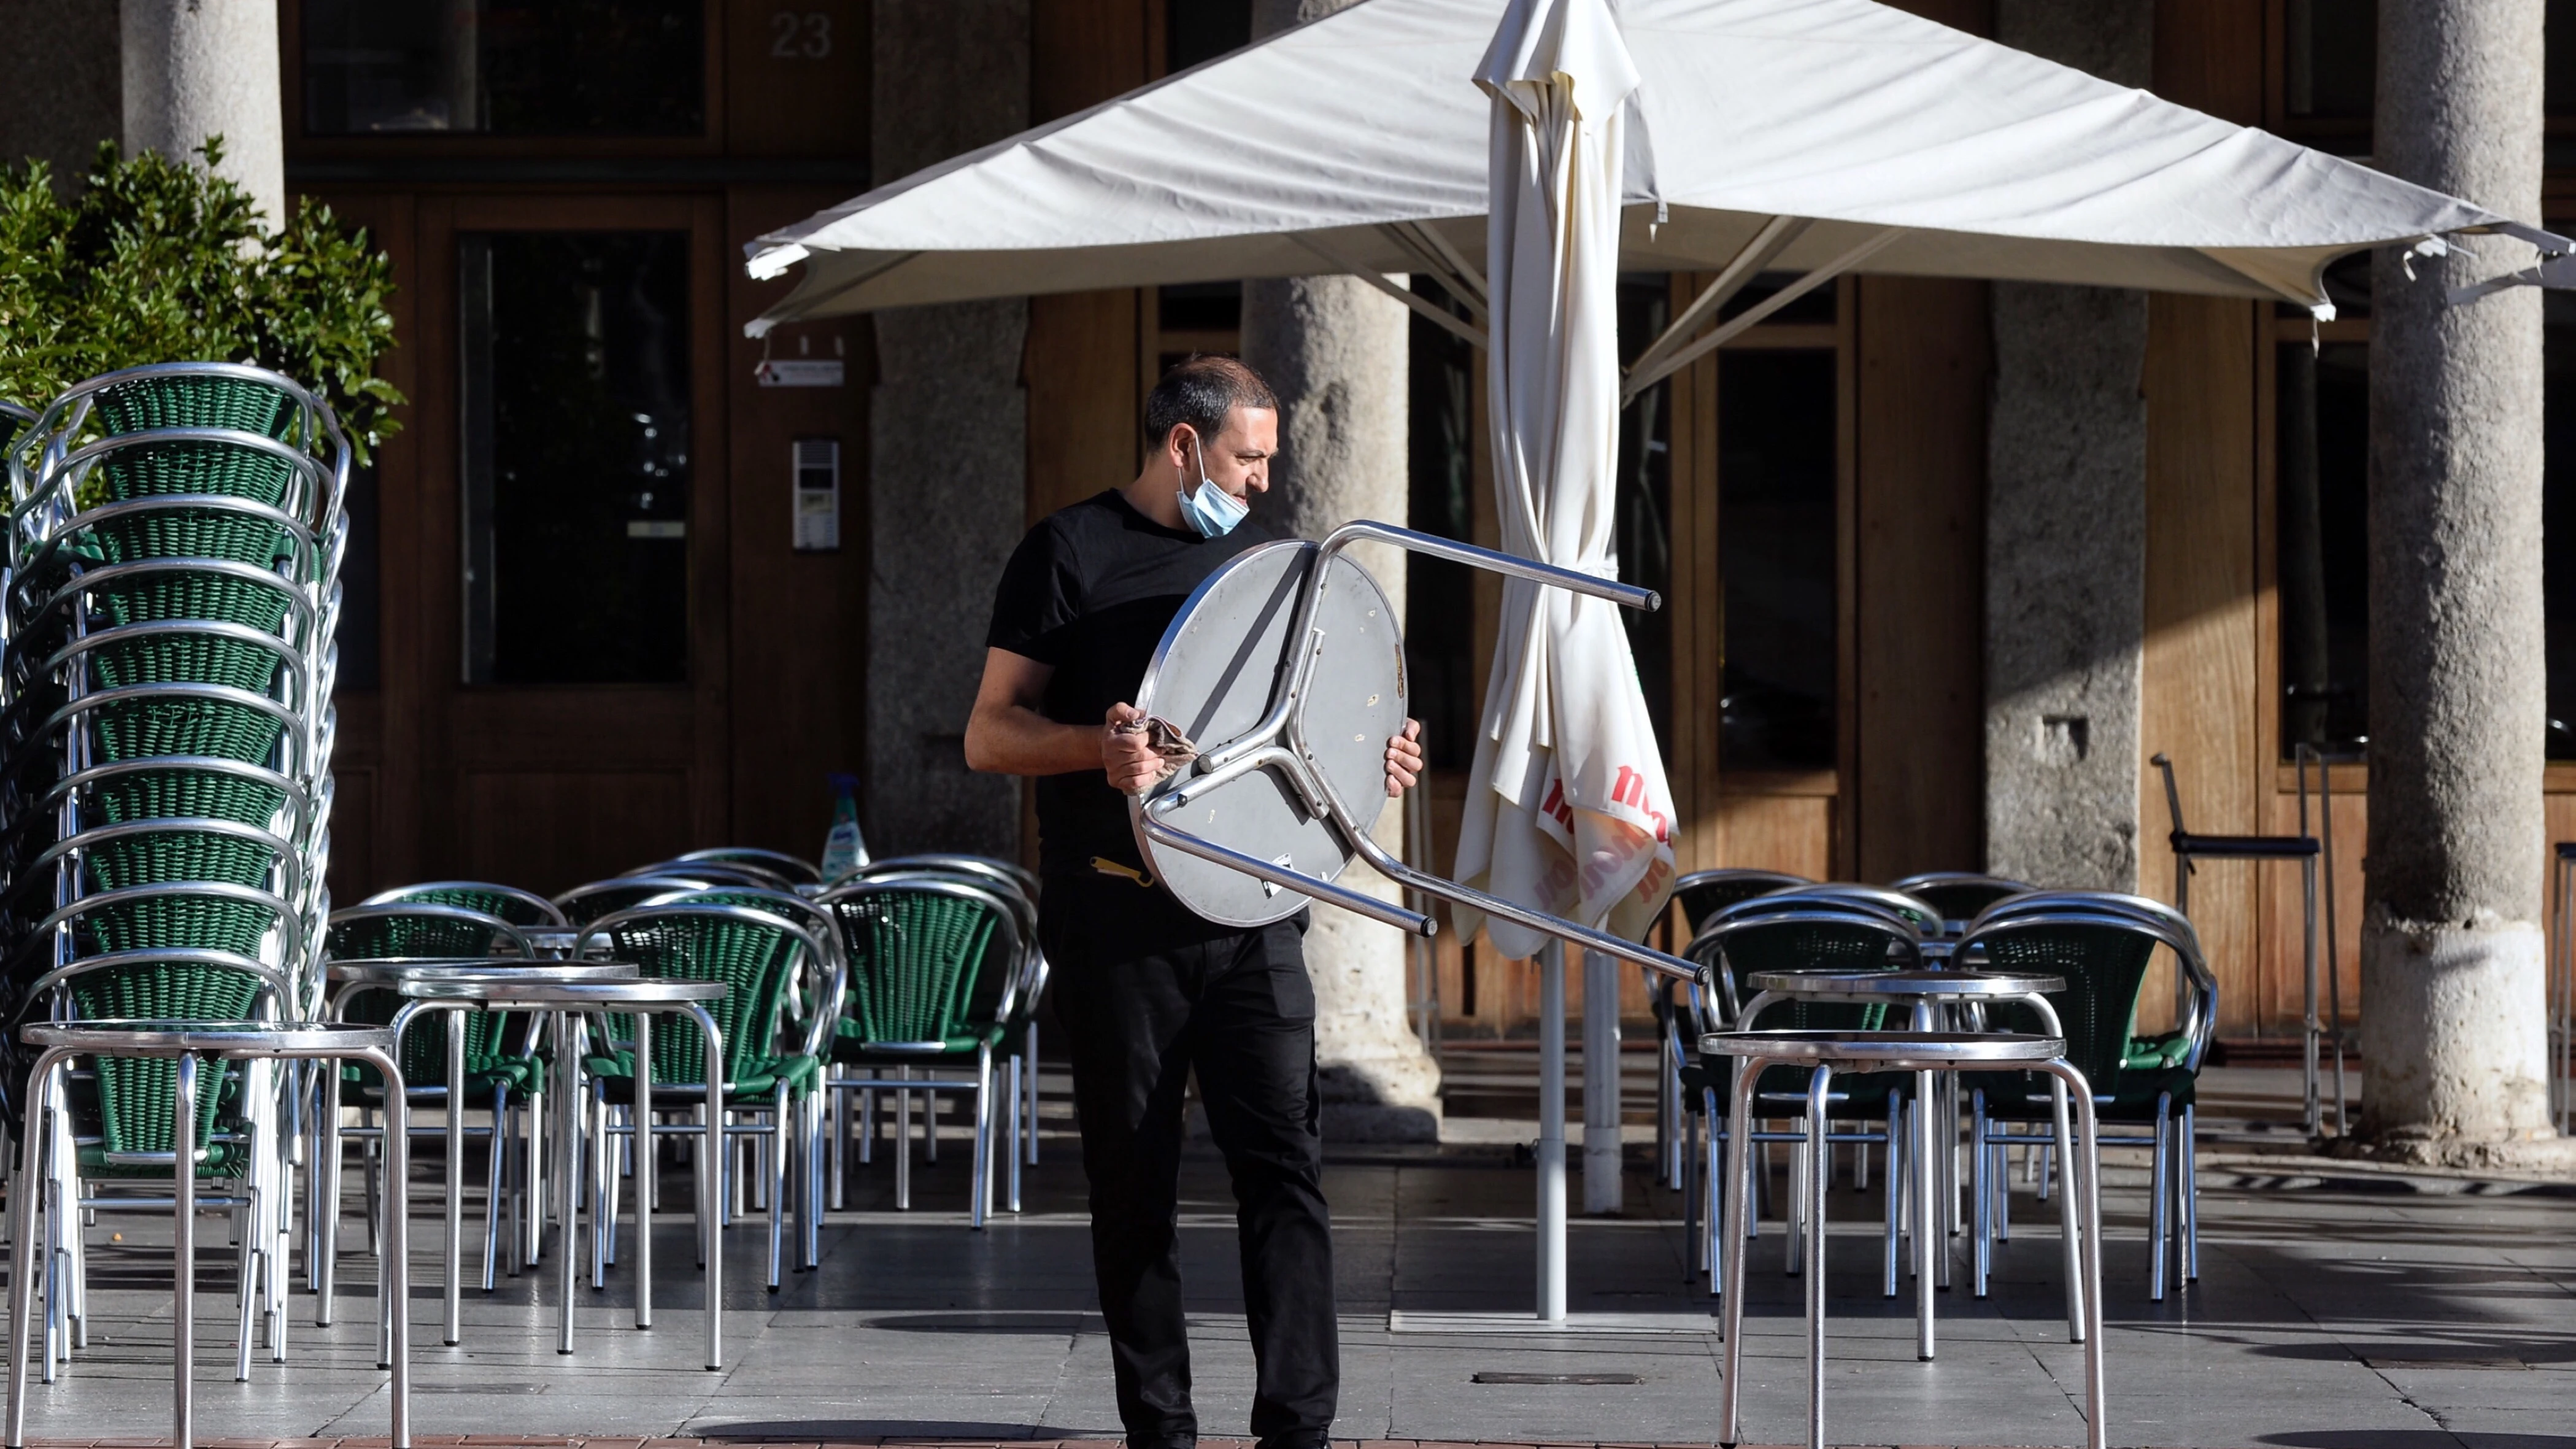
[1103,703,1178,795]
[1386,717,1424,798]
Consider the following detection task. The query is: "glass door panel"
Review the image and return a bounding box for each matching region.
[458,230,692,684]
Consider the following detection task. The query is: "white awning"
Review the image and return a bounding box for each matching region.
[745,0,2557,336]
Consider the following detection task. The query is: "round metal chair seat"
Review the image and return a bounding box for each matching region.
[21,1018,396,1058]
[1698,1027,2065,1070]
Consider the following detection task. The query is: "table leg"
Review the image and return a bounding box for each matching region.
[6,1053,66,1449]
[377,1048,412,1449]
[1535,940,1566,1321]
[555,1011,579,1355]
[1803,1064,1830,1449]
[1718,1053,1770,1448]
[172,1054,198,1449]
[687,1003,725,1370]
[1915,1068,1935,1361]
[2041,1059,2108,1449]
[1935,1071,1955,1288]
[634,1011,652,1331]
[318,1033,343,1326]
[445,1007,465,1347]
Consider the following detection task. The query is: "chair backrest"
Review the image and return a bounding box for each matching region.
[578,902,827,1089]
[850,852,1038,900]
[674,847,822,886]
[26,950,288,1164]
[1686,906,1921,1028]
[365,880,567,927]
[326,902,531,961]
[554,874,717,927]
[628,856,792,890]
[820,877,1023,1051]
[1670,868,1811,934]
[1961,905,2216,1091]
[1755,881,1946,937]
[1889,871,2035,927]
[641,886,846,1056]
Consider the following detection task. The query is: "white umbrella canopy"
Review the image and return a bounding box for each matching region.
[746,0,2555,344]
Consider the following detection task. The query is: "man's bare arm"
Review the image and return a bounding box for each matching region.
[963,649,1105,776]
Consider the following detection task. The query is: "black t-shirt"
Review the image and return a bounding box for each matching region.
[985,488,1277,882]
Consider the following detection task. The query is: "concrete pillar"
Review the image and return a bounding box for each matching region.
[867,1,1029,859]
[2359,0,2570,1167]
[1240,0,1440,1145]
[121,0,285,223]
[1981,0,2152,894]
[0,0,120,190]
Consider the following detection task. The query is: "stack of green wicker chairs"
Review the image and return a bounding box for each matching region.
[819,870,1025,1230]
[575,900,838,1291]
[0,363,349,1384]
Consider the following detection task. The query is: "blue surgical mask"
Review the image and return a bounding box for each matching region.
[1176,435,1249,538]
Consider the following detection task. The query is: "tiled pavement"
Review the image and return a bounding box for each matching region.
[4,1069,2569,1449]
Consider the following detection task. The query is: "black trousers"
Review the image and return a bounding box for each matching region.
[1043,879,1338,1449]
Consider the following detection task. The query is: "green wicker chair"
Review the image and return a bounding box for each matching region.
[1671,868,1811,936]
[1682,905,1921,1297]
[576,902,833,1288]
[1889,872,2036,931]
[553,874,719,928]
[819,876,1022,1230]
[671,847,823,887]
[1959,892,2216,1305]
[363,881,566,929]
[1653,870,1810,1192]
[12,950,296,1383]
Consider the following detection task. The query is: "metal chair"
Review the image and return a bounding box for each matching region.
[554,873,720,927]
[819,875,1023,1227]
[1654,868,1810,1182]
[1888,871,2034,932]
[1960,890,2217,1302]
[1682,904,1922,1294]
[364,880,567,929]
[674,847,823,886]
[1670,867,1812,935]
[576,902,837,1289]
[2151,751,2329,1132]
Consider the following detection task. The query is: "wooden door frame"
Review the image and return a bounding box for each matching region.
[405,190,734,876]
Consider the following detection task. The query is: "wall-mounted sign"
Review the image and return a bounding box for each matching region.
[794,437,841,551]
[755,358,844,387]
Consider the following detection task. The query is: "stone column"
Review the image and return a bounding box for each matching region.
[2359,0,2570,1167]
[1240,0,1441,1145]
[121,0,285,223]
[865,1,1030,860]
[1982,0,2152,894]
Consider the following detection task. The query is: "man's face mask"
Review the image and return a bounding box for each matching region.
[1176,430,1249,538]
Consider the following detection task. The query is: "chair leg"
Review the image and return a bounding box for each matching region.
[767,1087,789,1292]
[1024,1024,1041,1167]
[827,1083,846,1212]
[1995,1136,2012,1243]
[1006,1056,1024,1215]
[2181,1102,2200,1283]
[1882,1091,1903,1299]
[2049,1078,2084,1344]
[2150,1094,2172,1303]
[922,1082,939,1165]
[1785,1128,1807,1278]
[1681,1107,1700,1283]
[1971,1091,1991,1299]
[858,1083,875,1166]
[894,1074,912,1211]
[484,1089,507,1293]
[971,1049,994,1231]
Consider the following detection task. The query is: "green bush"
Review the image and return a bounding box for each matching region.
[0,139,401,458]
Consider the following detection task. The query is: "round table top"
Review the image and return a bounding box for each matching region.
[328,958,638,986]
[21,1018,399,1057]
[1698,1027,2065,1068]
[1743,967,2063,1000]
[395,976,727,1007]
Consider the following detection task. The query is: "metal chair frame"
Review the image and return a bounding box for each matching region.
[363,881,568,928]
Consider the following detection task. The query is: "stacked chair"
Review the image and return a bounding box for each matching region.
[0,363,350,1381]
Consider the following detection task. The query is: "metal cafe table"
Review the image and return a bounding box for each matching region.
[1733,967,2072,1350]
[1703,1027,2106,1449]
[394,974,728,1367]
[6,1019,412,1449]
[323,958,641,1345]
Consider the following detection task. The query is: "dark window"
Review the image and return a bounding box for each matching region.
[1159,282,1242,333]
[303,0,704,137]
[1405,277,1479,772]
[1168,0,1252,72]
[1719,350,1837,773]
[460,232,692,685]
[1616,276,1675,755]
[336,460,381,694]
[2550,293,2576,757]
[1719,270,1837,327]
[2275,341,2371,756]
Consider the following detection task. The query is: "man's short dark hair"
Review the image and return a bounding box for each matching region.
[1144,354,1278,452]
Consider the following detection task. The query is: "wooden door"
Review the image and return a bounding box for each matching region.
[390,193,733,896]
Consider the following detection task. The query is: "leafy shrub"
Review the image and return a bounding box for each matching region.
[0,139,401,458]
